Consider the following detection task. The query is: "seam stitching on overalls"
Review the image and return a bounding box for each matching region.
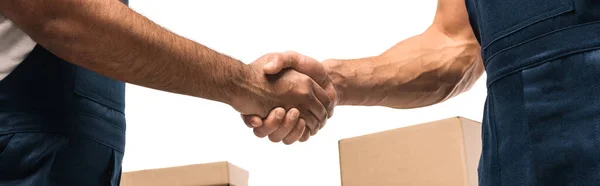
[487,46,600,88]
[482,4,574,50]
[485,21,600,63]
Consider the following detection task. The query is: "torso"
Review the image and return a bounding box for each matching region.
[465,0,600,185]
[0,2,128,185]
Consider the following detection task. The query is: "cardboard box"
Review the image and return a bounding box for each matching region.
[339,117,482,186]
[120,161,249,186]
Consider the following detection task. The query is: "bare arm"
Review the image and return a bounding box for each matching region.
[324,0,483,108]
[0,0,261,107]
[240,0,484,142]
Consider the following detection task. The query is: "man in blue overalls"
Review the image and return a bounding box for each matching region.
[0,1,337,185]
[248,0,600,185]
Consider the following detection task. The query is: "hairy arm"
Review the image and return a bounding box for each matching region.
[0,0,262,107]
[324,0,483,108]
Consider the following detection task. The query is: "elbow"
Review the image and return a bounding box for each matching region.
[1,1,64,35]
[37,17,81,44]
[27,16,85,64]
[443,50,484,101]
[2,1,95,48]
[0,2,90,68]
[18,6,98,65]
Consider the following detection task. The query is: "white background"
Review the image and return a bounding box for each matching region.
[123,1,488,186]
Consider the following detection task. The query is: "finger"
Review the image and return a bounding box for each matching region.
[303,83,327,133]
[241,114,263,128]
[319,117,328,130]
[312,80,332,120]
[301,111,321,136]
[323,81,339,119]
[264,52,303,74]
[285,52,331,86]
[299,125,311,142]
[264,52,329,84]
[283,118,306,145]
[269,108,301,143]
[265,52,336,118]
[253,107,286,138]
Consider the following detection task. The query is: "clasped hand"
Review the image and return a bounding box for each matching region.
[235,51,338,145]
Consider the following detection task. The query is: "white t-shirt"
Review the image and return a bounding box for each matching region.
[0,15,36,81]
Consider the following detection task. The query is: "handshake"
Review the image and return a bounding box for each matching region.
[231,51,340,145]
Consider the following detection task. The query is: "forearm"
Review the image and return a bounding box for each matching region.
[0,0,257,105]
[325,29,483,109]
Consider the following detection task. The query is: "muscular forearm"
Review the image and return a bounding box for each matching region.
[325,28,483,109]
[0,0,257,105]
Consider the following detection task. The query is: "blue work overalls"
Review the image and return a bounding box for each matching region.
[465,0,600,185]
[0,0,128,185]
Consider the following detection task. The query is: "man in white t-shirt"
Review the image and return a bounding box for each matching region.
[0,1,335,185]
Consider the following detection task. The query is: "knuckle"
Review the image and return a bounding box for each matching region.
[303,92,314,100]
[300,76,313,84]
[294,88,311,98]
[267,53,282,61]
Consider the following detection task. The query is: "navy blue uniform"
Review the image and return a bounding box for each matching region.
[0,1,128,185]
[466,0,600,185]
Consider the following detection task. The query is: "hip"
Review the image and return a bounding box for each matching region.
[480,48,600,185]
[0,132,123,186]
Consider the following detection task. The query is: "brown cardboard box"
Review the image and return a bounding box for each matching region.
[339,117,482,186]
[120,161,249,186]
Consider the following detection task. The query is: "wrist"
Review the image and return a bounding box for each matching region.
[322,59,348,105]
[227,64,272,114]
[323,56,384,106]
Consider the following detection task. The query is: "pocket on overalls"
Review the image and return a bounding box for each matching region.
[520,49,600,184]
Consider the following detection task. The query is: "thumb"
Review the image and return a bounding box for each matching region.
[263,60,284,74]
[263,51,303,74]
[241,114,264,128]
